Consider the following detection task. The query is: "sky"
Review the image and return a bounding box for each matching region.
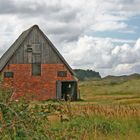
[0,0,140,77]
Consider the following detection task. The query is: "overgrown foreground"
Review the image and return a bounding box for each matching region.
[0,88,140,139]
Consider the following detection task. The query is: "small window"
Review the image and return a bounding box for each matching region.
[4,72,14,78]
[27,47,32,52]
[57,71,67,77]
[27,44,32,52]
[32,63,41,76]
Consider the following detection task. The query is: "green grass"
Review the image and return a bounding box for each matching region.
[79,78,140,105]
[1,76,140,139]
[49,115,140,140]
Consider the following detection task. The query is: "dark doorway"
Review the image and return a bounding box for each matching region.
[56,81,77,101]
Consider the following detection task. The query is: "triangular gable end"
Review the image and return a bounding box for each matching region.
[0,25,75,76]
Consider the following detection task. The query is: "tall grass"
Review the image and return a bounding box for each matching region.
[47,101,140,140]
[1,76,140,139]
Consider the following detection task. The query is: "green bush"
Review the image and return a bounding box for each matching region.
[0,89,50,139]
[0,87,140,139]
[0,75,2,83]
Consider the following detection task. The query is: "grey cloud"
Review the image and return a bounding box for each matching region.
[0,0,139,44]
[0,49,4,57]
[63,36,140,76]
[45,24,83,43]
[48,8,79,23]
[0,0,15,14]
[0,0,140,76]
[0,0,44,15]
[133,63,140,72]
[0,0,79,21]
[0,0,82,43]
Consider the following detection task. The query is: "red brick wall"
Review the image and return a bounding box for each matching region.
[2,64,75,100]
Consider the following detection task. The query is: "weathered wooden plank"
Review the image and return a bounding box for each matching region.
[9,27,63,64]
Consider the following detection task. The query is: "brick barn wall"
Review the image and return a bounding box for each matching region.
[2,64,75,100]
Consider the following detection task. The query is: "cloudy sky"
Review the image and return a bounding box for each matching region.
[0,0,140,77]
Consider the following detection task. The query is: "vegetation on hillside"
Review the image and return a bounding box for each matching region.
[0,75,140,139]
[74,69,101,80]
[80,74,140,104]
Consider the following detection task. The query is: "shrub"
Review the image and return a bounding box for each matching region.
[0,89,50,139]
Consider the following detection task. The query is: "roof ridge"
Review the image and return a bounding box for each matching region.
[0,25,75,76]
[0,26,33,71]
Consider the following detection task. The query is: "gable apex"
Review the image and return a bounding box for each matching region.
[0,25,75,76]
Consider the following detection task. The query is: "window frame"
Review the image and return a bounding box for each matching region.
[31,43,42,76]
[57,71,67,77]
[4,72,14,78]
[32,63,41,76]
[27,47,33,52]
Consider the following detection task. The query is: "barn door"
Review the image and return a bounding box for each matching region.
[56,81,62,99]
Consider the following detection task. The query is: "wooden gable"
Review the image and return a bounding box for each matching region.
[0,25,75,75]
[9,26,63,64]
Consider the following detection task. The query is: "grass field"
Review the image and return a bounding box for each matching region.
[0,76,140,139]
[79,77,140,105]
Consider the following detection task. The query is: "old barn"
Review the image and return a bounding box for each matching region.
[0,25,78,101]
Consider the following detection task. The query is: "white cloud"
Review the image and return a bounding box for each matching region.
[92,37,135,44]
[0,0,139,41]
[92,21,128,32]
[0,0,140,76]
[63,36,140,76]
[113,64,134,75]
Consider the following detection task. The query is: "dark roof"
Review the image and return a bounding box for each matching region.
[0,25,75,76]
